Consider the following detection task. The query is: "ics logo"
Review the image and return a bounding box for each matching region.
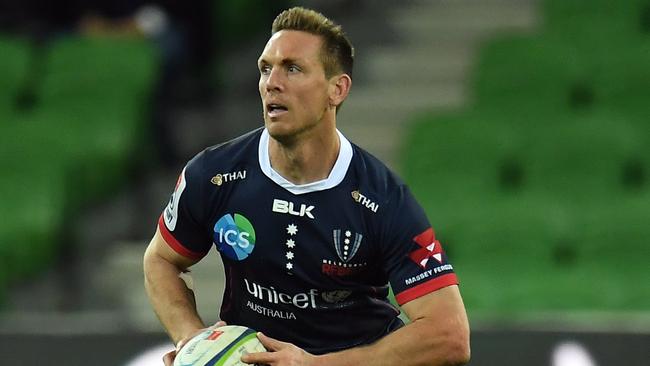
[214,213,256,261]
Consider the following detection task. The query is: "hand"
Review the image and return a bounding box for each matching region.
[162,321,227,366]
[241,332,318,366]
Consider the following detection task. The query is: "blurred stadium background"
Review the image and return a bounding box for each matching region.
[1,0,649,364]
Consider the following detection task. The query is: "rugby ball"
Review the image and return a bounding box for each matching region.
[173,325,266,366]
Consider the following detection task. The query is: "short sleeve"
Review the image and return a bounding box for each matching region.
[380,185,458,306]
[158,152,212,260]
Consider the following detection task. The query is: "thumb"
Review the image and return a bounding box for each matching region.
[162,349,176,366]
[257,332,288,351]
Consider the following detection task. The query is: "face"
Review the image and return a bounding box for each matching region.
[258,30,334,141]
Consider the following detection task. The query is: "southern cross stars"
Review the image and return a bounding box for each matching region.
[286,239,296,248]
[284,224,298,273]
[287,223,298,235]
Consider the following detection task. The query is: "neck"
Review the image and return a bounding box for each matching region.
[268,126,341,185]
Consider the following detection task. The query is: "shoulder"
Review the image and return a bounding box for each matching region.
[185,128,262,177]
[201,128,262,166]
[349,142,406,202]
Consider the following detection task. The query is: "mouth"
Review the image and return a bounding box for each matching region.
[266,103,289,118]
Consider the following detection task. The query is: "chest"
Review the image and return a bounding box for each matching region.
[207,171,382,285]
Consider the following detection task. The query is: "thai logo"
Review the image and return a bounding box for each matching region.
[351,190,379,213]
[214,213,256,261]
[211,170,247,186]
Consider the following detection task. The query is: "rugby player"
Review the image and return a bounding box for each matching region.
[144,7,470,366]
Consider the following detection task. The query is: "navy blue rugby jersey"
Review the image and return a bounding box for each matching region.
[158,127,458,354]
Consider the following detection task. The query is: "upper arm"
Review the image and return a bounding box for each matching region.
[150,152,214,266]
[379,185,458,305]
[401,285,468,327]
[401,285,470,352]
[398,285,471,365]
[144,227,200,272]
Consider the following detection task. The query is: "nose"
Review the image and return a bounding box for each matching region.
[264,67,283,93]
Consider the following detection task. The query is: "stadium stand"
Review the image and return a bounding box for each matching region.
[0,0,296,312]
[0,37,29,113]
[0,35,156,304]
[402,0,650,314]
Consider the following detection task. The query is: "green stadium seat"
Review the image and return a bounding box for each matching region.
[474,31,650,115]
[0,34,157,304]
[402,0,650,315]
[514,110,644,199]
[403,111,520,203]
[472,36,584,112]
[402,110,649,313]
[0,36,29,114]
[544,0,650,40]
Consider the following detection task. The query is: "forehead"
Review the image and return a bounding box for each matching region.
[259,30,323,63]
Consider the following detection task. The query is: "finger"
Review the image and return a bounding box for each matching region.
[178,324,218,351]
[257,332,289,351]
[176,330,199,352]
[176,337,190,352]
[162,350,176,366]
[241,350,277,365]
[211,320,227,329]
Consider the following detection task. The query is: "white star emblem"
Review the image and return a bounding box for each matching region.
[286,239,295,248]
[345,230,352,237]
[286,262,293,270]
[287,224,298,235]
[286,252,294,260]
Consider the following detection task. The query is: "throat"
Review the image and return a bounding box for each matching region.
[269,133,341,185]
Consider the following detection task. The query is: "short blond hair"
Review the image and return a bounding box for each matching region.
[272,7,354,79]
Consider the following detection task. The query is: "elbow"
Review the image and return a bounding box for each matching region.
[446,337,470,366]
[444,328,471,366]
[417,321,471,365]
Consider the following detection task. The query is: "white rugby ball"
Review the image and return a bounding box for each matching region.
[174,325,267,366]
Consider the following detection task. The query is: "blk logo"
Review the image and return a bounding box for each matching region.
[272,199,315,219]
[409,228,444,269]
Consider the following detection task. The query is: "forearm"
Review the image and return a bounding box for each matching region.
[315,316,469,366]
[143,252,205,344]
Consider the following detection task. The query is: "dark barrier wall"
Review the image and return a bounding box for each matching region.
[0,333,170,365]
[469,330,649,366]
[0,330,648,365]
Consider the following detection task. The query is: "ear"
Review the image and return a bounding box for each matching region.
[328,74,352,108]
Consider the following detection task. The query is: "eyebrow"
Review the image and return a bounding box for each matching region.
[258,57,302,67]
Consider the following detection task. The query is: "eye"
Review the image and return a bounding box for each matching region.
[259,64,271,75]
[288,64,301,73]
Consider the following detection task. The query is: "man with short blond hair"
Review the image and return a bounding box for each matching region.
[144,7,470,366]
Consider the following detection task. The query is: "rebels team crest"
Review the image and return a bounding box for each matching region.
[333,229,363,262]
[322,229,367,277]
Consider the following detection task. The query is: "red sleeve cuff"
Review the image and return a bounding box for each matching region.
[158,214,207,260]
[394,273,459,305]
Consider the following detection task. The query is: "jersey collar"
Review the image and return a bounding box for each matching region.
[258,128,353,195]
